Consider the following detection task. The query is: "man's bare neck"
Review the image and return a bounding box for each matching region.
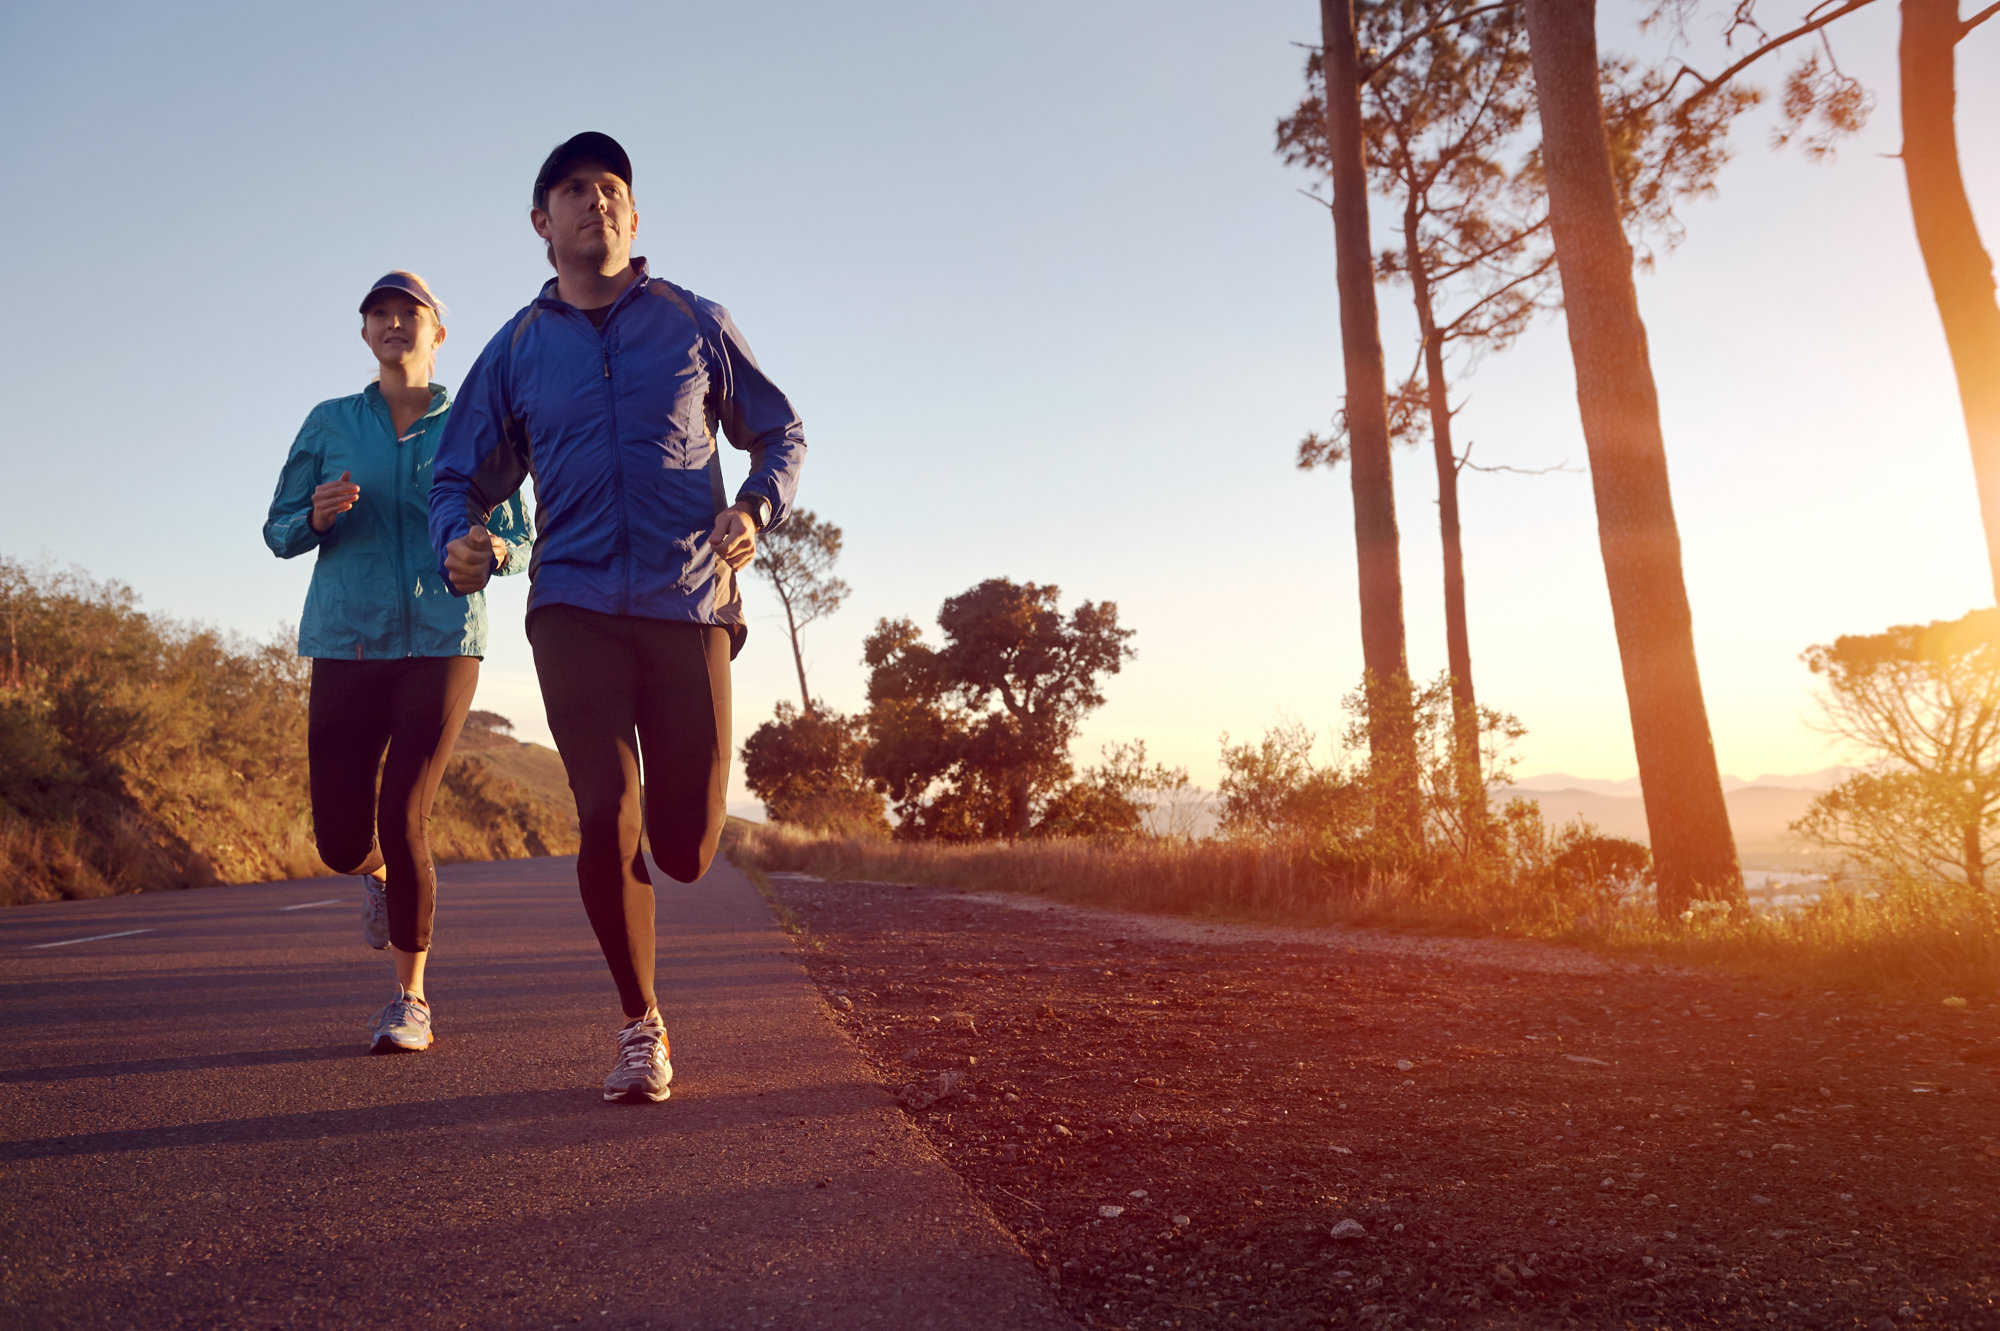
[556,262,640,312]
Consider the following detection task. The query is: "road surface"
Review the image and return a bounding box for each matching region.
[0,857,1074,1330]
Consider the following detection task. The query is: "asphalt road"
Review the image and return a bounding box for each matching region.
[0,857,1075,1330]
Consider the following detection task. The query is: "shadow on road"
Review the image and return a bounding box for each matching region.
[0,1043,356,1085]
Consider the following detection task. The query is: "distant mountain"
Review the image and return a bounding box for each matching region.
[1513,767,1853,796]
[1495,781,1829,864]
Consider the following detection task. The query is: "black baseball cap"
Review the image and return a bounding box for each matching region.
[533,132,633,208]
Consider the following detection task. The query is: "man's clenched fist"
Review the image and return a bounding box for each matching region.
[445,522,502,593]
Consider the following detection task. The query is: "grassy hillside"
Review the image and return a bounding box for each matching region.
[0,559,576,906]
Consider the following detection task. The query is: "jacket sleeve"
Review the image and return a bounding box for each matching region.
[489,487,535,577]
[703,302,806,529]
[264,408,328,559]
[430,318,532,596]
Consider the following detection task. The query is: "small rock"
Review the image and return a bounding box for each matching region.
[1330,1218,1367,1240]
[1395,1060,1414,1071]
[1099,1205,1125,1218]
[1600,1178,1616,1189]
[1564,1055,1612,1067]
[1129,1112,1147,1126]
[1053,1124,1073,1137]
[1750,1195,1773,1206]
[1330,1146,1353,1155]
[1869,1317,1896,1331]
[1943,996,1968,1008]
[1899,1306,1921,1320]
[1172,1215,1191,1227]
[1129,1189,1147,1198]
[932,1070,964,1100]
[1003,1092,1020,1104]
[996,1145,1020,1163]
[897,1086,937,1112]
[1641,1194,1660,1206]
[1492,1262,1517,1288]
[1739,1149,1755,1159]
[834,995,854,1011]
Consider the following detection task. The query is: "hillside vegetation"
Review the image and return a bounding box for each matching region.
[0,558,576,906]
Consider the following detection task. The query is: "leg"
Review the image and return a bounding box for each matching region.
[376,656,482,990]
[530,606,657,1019]
[633,622,732,884]
[307,660,393,876]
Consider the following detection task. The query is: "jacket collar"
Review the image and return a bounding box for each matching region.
[534,256,652,313]
[362,381,451,420]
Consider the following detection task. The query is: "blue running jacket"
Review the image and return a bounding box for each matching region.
[427,260,806,649]
[265,383,533,659]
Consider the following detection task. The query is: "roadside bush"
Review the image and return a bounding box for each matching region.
[742,702,890,836]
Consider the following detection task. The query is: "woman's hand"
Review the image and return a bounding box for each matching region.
[708,506,757,572]
[310,471,360,533]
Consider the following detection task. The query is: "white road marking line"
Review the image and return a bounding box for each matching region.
[27,929,155,950]
[279,898,346,911]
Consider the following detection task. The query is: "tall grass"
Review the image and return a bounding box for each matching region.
[730,822,2000,998]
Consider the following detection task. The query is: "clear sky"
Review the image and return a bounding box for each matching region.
[2,2,1995,815]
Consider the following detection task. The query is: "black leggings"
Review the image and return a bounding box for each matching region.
[307,656,480,953]
[528,605,730,1018]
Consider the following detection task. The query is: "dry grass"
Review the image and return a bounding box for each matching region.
[729,822,2000,999]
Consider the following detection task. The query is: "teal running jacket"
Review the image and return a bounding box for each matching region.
[264,383,532,659]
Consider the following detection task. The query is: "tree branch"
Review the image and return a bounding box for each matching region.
[1677,0,1881,113]
[1965,1,2000,37]
[1360,1,1516,85]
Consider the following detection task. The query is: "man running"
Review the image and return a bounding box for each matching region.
[429,132,806,1103]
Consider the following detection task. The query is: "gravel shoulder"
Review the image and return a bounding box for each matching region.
[761,871,2000,1331]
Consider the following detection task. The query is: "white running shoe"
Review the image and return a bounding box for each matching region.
[369,989,433,1054]
[603,1010,672,1103]
[361,871,390,951]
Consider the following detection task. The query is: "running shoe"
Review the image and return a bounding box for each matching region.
[369,990,433,1054]
[603,1010,672,1103]
[361,871,390,951]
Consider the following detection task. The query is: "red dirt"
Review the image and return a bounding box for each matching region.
[761,872,2000,1330]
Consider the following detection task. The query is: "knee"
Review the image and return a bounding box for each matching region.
[316,834,377,876]
[654,842,715,884]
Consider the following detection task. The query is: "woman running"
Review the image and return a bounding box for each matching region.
[263,271,532,1054]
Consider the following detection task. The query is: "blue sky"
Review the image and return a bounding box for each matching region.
[2,1,1995,814]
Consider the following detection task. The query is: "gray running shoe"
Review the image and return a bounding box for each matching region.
[603,1010,672,1103]
[361,872,390,950]
[369,990,433,1054]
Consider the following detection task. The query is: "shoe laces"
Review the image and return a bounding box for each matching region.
[617,1014,666,1071]
[381,992,428,1028]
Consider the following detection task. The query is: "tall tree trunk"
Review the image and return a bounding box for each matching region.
[1522,0,1744,918]
[1404,200,1486,846]
[1320,0,1423,845]
[1900,0,2000,602]
[1965,814,1986,893]
[774,584,813,712]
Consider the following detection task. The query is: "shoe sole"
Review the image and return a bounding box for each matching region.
[368,1033,433,1054]
[603,1085,671,1103]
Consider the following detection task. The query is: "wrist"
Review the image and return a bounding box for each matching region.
[732,495,770,531]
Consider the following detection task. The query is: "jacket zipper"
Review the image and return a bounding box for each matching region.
[391,399,414,657]
[599,308,631,616]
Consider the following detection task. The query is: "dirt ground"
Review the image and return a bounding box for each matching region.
[758,871,2000,1331]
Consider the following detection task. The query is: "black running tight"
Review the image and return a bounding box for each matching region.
[528,605,730,1018]
[307,656,480,953]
